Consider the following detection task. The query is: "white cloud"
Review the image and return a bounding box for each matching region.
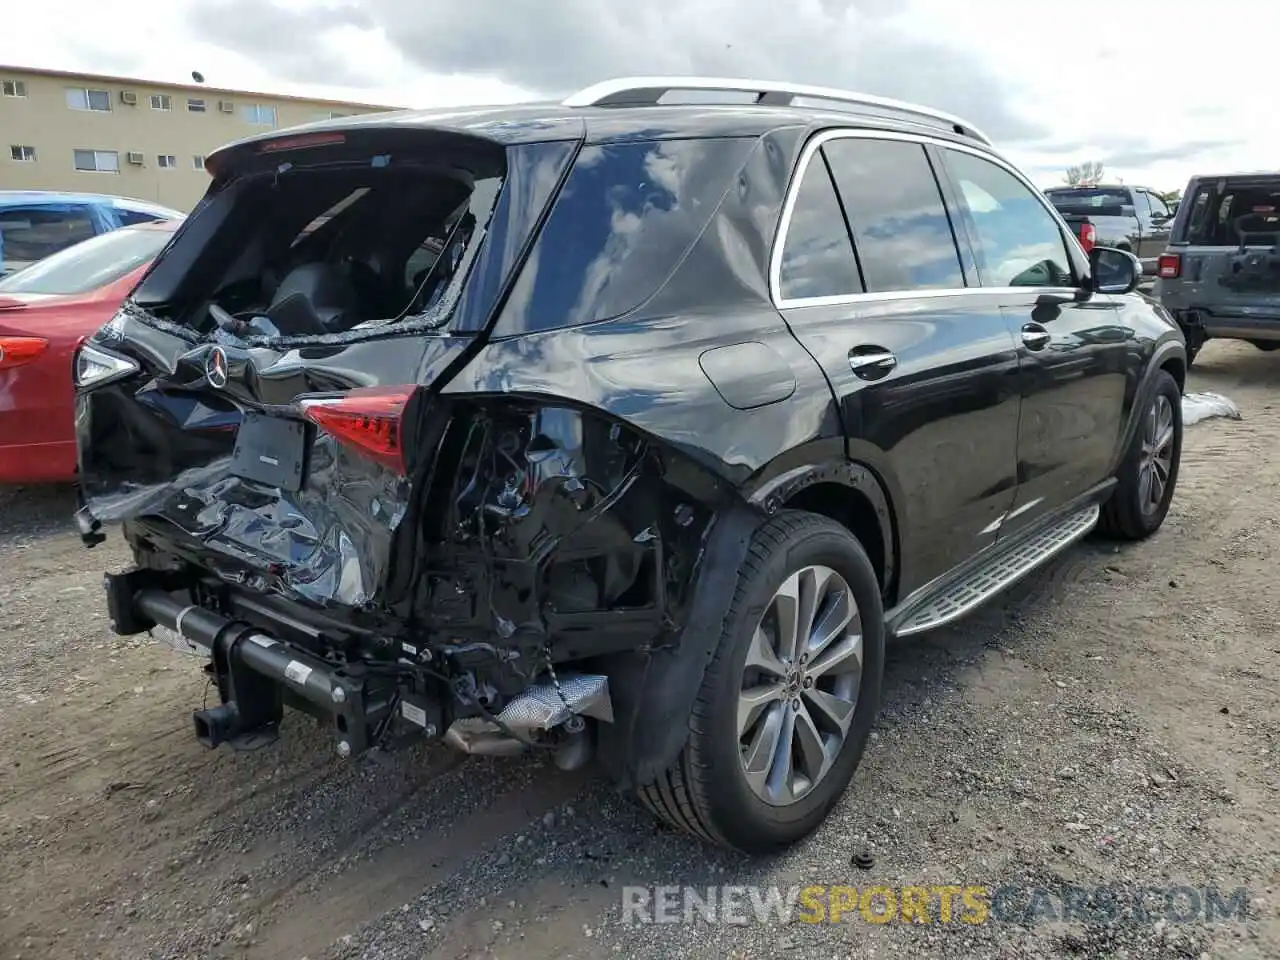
[2,0,1275,191]
[0,0,529,108]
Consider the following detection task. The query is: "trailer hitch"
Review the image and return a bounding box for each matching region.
[102,569,406,756]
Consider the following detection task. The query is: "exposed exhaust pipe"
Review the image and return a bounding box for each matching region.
[444,675,613,771]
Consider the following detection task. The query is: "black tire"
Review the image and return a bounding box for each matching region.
[637,510,885,853]
[1096,370,1182,540]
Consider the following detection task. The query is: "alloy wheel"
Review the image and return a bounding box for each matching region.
[1138,393,1175,516]
[738,564,863,806]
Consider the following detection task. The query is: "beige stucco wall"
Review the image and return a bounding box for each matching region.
[0,67,394,211]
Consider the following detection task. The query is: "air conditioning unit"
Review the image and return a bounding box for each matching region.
[126,152,145,165]
[120,90,138,106]
[218,100,234,113]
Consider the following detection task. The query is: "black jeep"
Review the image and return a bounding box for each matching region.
[73,77,1187,854]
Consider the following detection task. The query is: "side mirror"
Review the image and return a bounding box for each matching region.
[1150,212,1171,226]
[1090,246,1141,295]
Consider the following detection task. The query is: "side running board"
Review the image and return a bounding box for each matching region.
[891,503,1100,637]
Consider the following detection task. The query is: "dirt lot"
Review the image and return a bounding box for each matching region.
[1,339,1278,960]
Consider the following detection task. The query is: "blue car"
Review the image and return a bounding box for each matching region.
[0,191,184,277]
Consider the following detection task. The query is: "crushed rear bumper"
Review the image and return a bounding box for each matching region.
[103,567,433,756]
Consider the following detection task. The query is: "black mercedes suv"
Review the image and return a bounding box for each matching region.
[73,77,1187,854]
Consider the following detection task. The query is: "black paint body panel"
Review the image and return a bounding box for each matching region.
[74,97,1186,781]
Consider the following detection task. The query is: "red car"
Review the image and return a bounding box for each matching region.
[0,219,180,483]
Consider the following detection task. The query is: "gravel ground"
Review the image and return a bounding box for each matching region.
[1,338,1278,960]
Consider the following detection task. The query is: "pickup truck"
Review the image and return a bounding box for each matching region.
[1057,211,1097,254]
[1153,171,1280,365]
[1044,184,1174,274]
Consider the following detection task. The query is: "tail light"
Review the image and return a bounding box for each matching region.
[1077,222,1096,253]
[298,385,417,474]
[1158,253,1181,279]
[0,336,47,371]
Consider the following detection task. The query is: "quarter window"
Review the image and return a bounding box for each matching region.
[0,206,96,262]
[943,149,1074,288]
[822,138,966,293]
[777,158,862,301]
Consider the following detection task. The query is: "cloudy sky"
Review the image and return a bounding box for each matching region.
[2,0,1272,191]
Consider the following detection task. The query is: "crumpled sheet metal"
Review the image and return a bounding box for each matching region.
[1182,392,1241,427]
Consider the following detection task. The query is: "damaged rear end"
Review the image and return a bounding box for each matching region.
[73,113,745,772]
[74,118,622,763]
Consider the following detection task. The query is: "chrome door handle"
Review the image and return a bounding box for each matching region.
[1021,324,1052,350]
[848,350,897,379]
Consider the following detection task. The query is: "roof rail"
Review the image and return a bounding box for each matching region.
[561,76,991,145]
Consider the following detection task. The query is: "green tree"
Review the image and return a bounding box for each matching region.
[1064,161,1105,186]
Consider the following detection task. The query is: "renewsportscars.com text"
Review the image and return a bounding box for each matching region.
[620,884,1252,926]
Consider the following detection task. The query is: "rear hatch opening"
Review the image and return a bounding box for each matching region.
[128,127,508,349]
[70,125,548,597]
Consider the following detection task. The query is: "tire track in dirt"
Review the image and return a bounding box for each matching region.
[246,765,592,960]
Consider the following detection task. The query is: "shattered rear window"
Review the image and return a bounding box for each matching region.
[131,142,505,343]
[291,187,370,244]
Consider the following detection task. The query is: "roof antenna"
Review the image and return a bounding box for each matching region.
[192,71,205,84]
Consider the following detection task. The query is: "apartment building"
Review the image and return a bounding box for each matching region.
[0,65,398,211]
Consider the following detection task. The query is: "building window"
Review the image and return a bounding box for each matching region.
[9,145,36,162]
[157,154,177,169]
[187,98,206,113]
[66,88,112,112]
[150,94,172,111]
[192,154,206,169]
[312,110,348,122]
[2,79,27,98]
[241,104,277,126]
[73,149,119,173]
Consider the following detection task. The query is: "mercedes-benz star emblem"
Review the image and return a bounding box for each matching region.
[205,346,229,389]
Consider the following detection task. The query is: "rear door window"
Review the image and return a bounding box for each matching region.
[941,149,1075,288]
[0,205,97,263]
[821,138,966,293]
[776,157,862,301]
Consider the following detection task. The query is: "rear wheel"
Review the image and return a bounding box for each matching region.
[1097,370,1182,540]
[637,511,885,853]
